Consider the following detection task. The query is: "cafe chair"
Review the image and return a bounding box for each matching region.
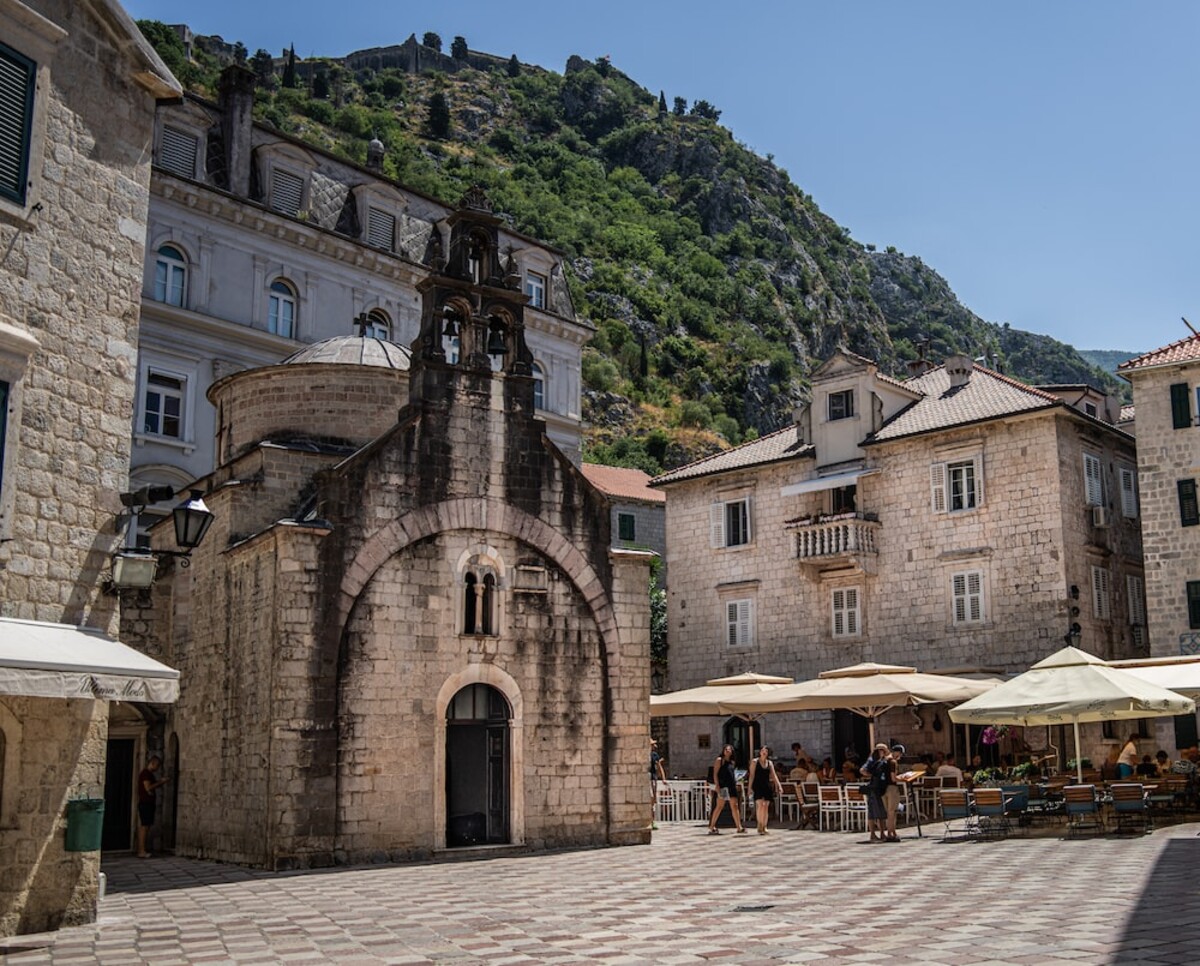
[777,782,800,824]
[843,785,868,832]
[1064,784,1104,838]
[938,788,976,840]
[818,784,845,831]
[972,787,1012,839]
[1110,782,1151,835]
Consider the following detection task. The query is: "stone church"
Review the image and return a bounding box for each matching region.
[127,189,652,869]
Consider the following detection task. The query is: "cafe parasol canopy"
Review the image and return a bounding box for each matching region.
[949,646,1195,782]
[649,671,793,718]
[716,663,999,745]
[1109,655,1200,698]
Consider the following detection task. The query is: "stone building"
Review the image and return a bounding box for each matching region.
[126,189,651,870]
[653,351,1144,774]
[580,464,667,562]
[0,0,180,936]
[1118,333,1200,746]
[132,66,588,535]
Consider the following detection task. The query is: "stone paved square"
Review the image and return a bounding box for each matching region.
[3,821,1199,964]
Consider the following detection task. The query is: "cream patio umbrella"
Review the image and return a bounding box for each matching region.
[716,662,999,746]
[1109,655,1200,698]
[949,646,1195,782]
[649,671,793,717]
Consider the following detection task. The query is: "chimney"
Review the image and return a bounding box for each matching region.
[366,136,385,171]
[218,65,256,198]
[906,358,934,377]
[945,354,973,388]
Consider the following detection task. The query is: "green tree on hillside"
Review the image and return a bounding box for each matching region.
[312,67,329,99]
[426,91,451,138]
[250,48,275,87]
[690,99,721,121]
[232,41,247,65]
[451,36,468,60]
[672,96,686,116]
[422,32,442,52]
[507,54,520,77]
[658,90,667,115]
[282,44,296,87]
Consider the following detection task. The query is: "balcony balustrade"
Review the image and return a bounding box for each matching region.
[786,512,880,569]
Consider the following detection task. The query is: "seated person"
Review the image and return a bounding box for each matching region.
[817,757,838,784]
[788,757,807,781]
[840,758,859,782]
[935,756,965,782]
[1155,750,1172,776]
[1136,754,1159,778]
[1171,747,1198,775]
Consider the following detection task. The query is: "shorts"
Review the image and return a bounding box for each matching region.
[138,800,156,827]
[717,787,732,801]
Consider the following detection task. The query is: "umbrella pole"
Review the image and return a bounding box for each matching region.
[1072,718,1083,784]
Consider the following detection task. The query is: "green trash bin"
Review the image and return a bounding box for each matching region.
[64,798,105,852]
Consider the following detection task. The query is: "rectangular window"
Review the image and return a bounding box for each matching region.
[367,206,395,251]
[159,125,198,179]
[525,272,546,309]
[831,587,860,638]
[951,570,984,624]
[830,485,857,515]
[0,42,37,206]
[711,498,752,548]
[143,371,184,439]
[931,456,983,513]
[1091,565,1111,620]
[827,389,854,421]
[1127,574,1146,649]
[1084,402,1098,418]
[1083,453,1105,506]
[618,512,635,542]
[725,598,754,647]
[153,255,186,306]
[1119,466,1138,518]
[1180,478,1199,528]
[1171,382,1193,430]
[1188,581,1200,630]
[269,168,304,216]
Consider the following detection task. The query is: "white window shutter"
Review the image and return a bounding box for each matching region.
[1126,574,1145,626]
[744,496,754,543]
[159,125,198,178]
[930,463,946,513]
[1092,566,1110,620]
[967,572,982,622]
[846,588,859,636]
[1120,468,1138,517]
[726,601,738,647]
[1084,454,1104,506]
[710,503,725,548]
[973,454,985,507]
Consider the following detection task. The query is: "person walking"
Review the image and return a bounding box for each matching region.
[707,744,746,835]
[748,745,784,835]
[862,746,885,842]
[875,745,901,842]
[649,739,667,829]
[136,754,170,858]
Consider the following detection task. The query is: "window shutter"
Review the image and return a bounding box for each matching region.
[1083,454,1104,506]
[1091,566,1111,620]
[1126,575,1145,628]
[1179,478,1199,528]
[159,125,198,178]
[739,599,753,646]
[930,463,946,513]
[846,588,859,636]
[1120,467,1138,517]
[832,590,845,637]
[367,206,395,250]
[0,44,36,205]
[1189,581,1200,630]
[726,602,738,647]
[710,503,725,548]
[973,454,984,508]
[967,572,982,622]
[270,169,304,216]
[744,496,754,543]
[952,573,966,622]
[1171,383,1193,430]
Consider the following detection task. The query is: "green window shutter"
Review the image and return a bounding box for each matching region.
[0,43,36,206]
[1170,383,1193,430]
[1179,479,1199,528]
[1189,581,1200,630]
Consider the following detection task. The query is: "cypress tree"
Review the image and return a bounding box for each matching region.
[426,91,451,138]
[282,44,296,88]
[506,54,520,77]
[658,90,667,115]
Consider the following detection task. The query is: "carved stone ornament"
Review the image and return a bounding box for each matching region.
[458,185,493,212]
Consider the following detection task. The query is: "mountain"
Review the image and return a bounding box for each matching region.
[139,24,1125,472]
[1079,349,1141,375]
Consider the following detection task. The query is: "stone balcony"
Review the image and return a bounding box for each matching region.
[785,512,880,573]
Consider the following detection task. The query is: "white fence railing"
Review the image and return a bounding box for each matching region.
[654,780,712,823]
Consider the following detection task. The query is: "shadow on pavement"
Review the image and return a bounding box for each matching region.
[1112,837,1200,962]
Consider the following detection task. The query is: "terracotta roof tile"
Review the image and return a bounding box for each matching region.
[580,464,665,504]
[1117,333,1200,373]
[652,425,813,486]
[869,364,1058,443]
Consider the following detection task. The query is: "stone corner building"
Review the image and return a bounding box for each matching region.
[0,0,180,936]
[132,189,652,870]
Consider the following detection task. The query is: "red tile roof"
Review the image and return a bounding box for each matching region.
[651,425,813,486]
[1117,333,1200,374]
[581,464,666,503]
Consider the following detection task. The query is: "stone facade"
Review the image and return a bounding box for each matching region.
[132,71,590,520]
[656,352,1143,776]
[126,192,651,870]
[0,0,178,936]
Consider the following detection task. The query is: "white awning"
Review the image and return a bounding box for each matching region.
[780,467,877,497]
[0,617,179,703]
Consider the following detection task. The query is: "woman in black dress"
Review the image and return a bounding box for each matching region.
[748,745,783,835]
[707,744,746,835]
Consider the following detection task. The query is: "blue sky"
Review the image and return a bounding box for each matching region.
[126,0,1200,355]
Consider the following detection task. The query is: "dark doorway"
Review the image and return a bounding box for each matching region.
[833,710,871,768]
[721,718,760,769]
[102,738,135,851]
[446,684,510,847]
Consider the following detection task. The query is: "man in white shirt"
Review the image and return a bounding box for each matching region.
[936,757,964,782]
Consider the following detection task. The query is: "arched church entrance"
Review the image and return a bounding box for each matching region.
[445,683,510,847]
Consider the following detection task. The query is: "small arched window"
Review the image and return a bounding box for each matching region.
[364,308,390,340]
[531,362,545,410]
[154,245,187,306]
[463,572,478,633]
[462,565,499,636]
[481,574,496,635]
[268,279,297,338]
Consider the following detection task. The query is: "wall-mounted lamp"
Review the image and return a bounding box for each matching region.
[1063,622,1082,648]
[109,489,214,591]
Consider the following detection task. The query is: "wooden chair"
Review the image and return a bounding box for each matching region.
[1110,783,1151,834]
[1064,784,1104,837]
[794,782,821,830]
[818,784,844,831]
[939,788,976,840]
[843,785,869,832]
[777,782,799,824]
[972,788,1012,838]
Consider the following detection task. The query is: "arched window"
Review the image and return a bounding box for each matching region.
[268,279,297,338]
[481,574,496,635]
[463,572,477,634]
[531,362,545,410]
[364,308,390,340]
[462,563,499,636]
[154,245,187,306]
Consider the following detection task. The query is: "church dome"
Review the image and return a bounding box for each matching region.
[281,335,411,370]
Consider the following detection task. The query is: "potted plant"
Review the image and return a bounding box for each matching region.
[1010,761,1039,782]
[971,766,1005,786]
